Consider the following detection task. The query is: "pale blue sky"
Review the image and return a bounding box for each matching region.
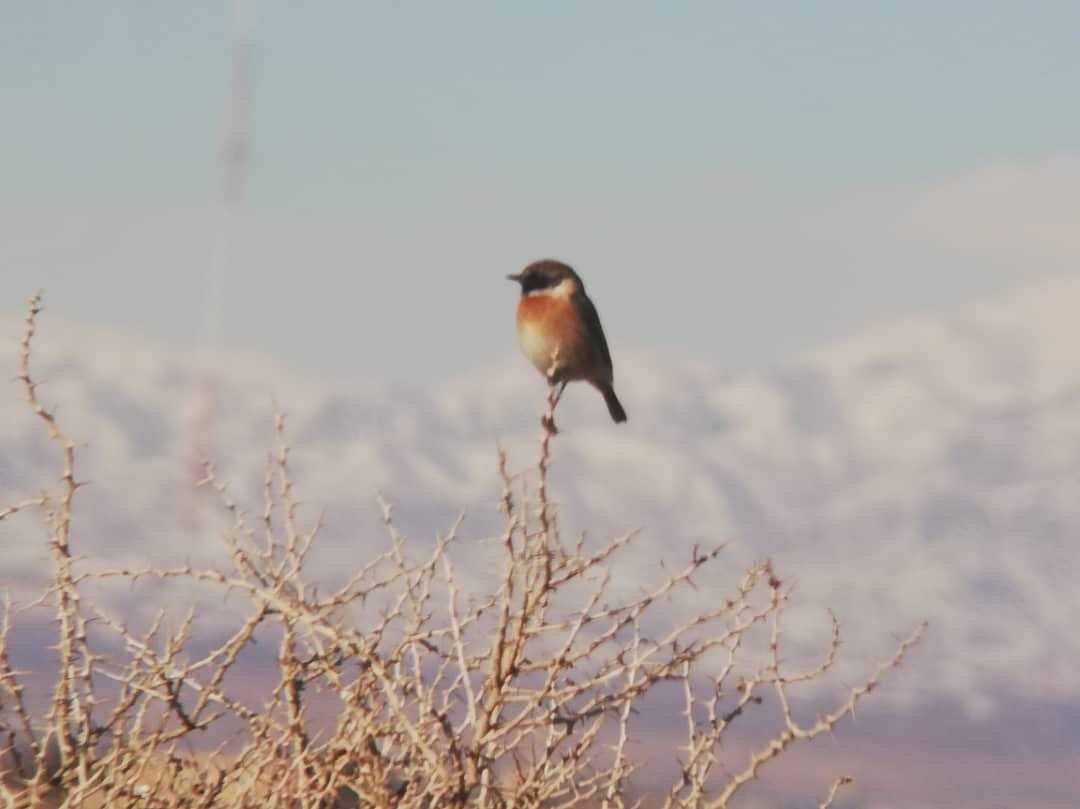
[3,2,1079,381]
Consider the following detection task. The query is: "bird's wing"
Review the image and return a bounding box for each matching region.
[574,293,614,374]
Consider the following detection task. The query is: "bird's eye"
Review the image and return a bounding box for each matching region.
[521,273,551,294]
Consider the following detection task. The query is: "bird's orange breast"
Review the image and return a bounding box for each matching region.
[516,293,577,333]
[516,293,586,377]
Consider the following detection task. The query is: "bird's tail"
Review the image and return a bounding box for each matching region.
[598,383,628,424]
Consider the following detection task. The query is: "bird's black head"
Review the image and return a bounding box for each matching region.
[507,259,583,295]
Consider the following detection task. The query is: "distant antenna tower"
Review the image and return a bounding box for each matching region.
[182,0,257,528]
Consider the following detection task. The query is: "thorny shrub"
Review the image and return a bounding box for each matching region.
[0,296,923,808]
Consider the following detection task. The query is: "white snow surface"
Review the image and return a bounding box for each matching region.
[2,275,1079,716]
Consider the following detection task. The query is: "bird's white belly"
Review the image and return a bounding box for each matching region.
[519,321,556,373]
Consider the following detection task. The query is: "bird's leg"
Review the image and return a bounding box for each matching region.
[553,380,568,406]
[540,350,566,435]
[542,380,567,435]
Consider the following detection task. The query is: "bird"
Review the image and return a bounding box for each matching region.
[507,259,627,424]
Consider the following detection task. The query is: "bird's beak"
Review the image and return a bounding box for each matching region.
[506,273,522,282]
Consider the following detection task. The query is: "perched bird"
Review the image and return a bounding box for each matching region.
[507,259,627,424]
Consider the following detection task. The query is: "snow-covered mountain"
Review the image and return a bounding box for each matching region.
[2,274,1079,719]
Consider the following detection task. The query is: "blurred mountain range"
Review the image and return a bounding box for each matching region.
[2,274,1079,720]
